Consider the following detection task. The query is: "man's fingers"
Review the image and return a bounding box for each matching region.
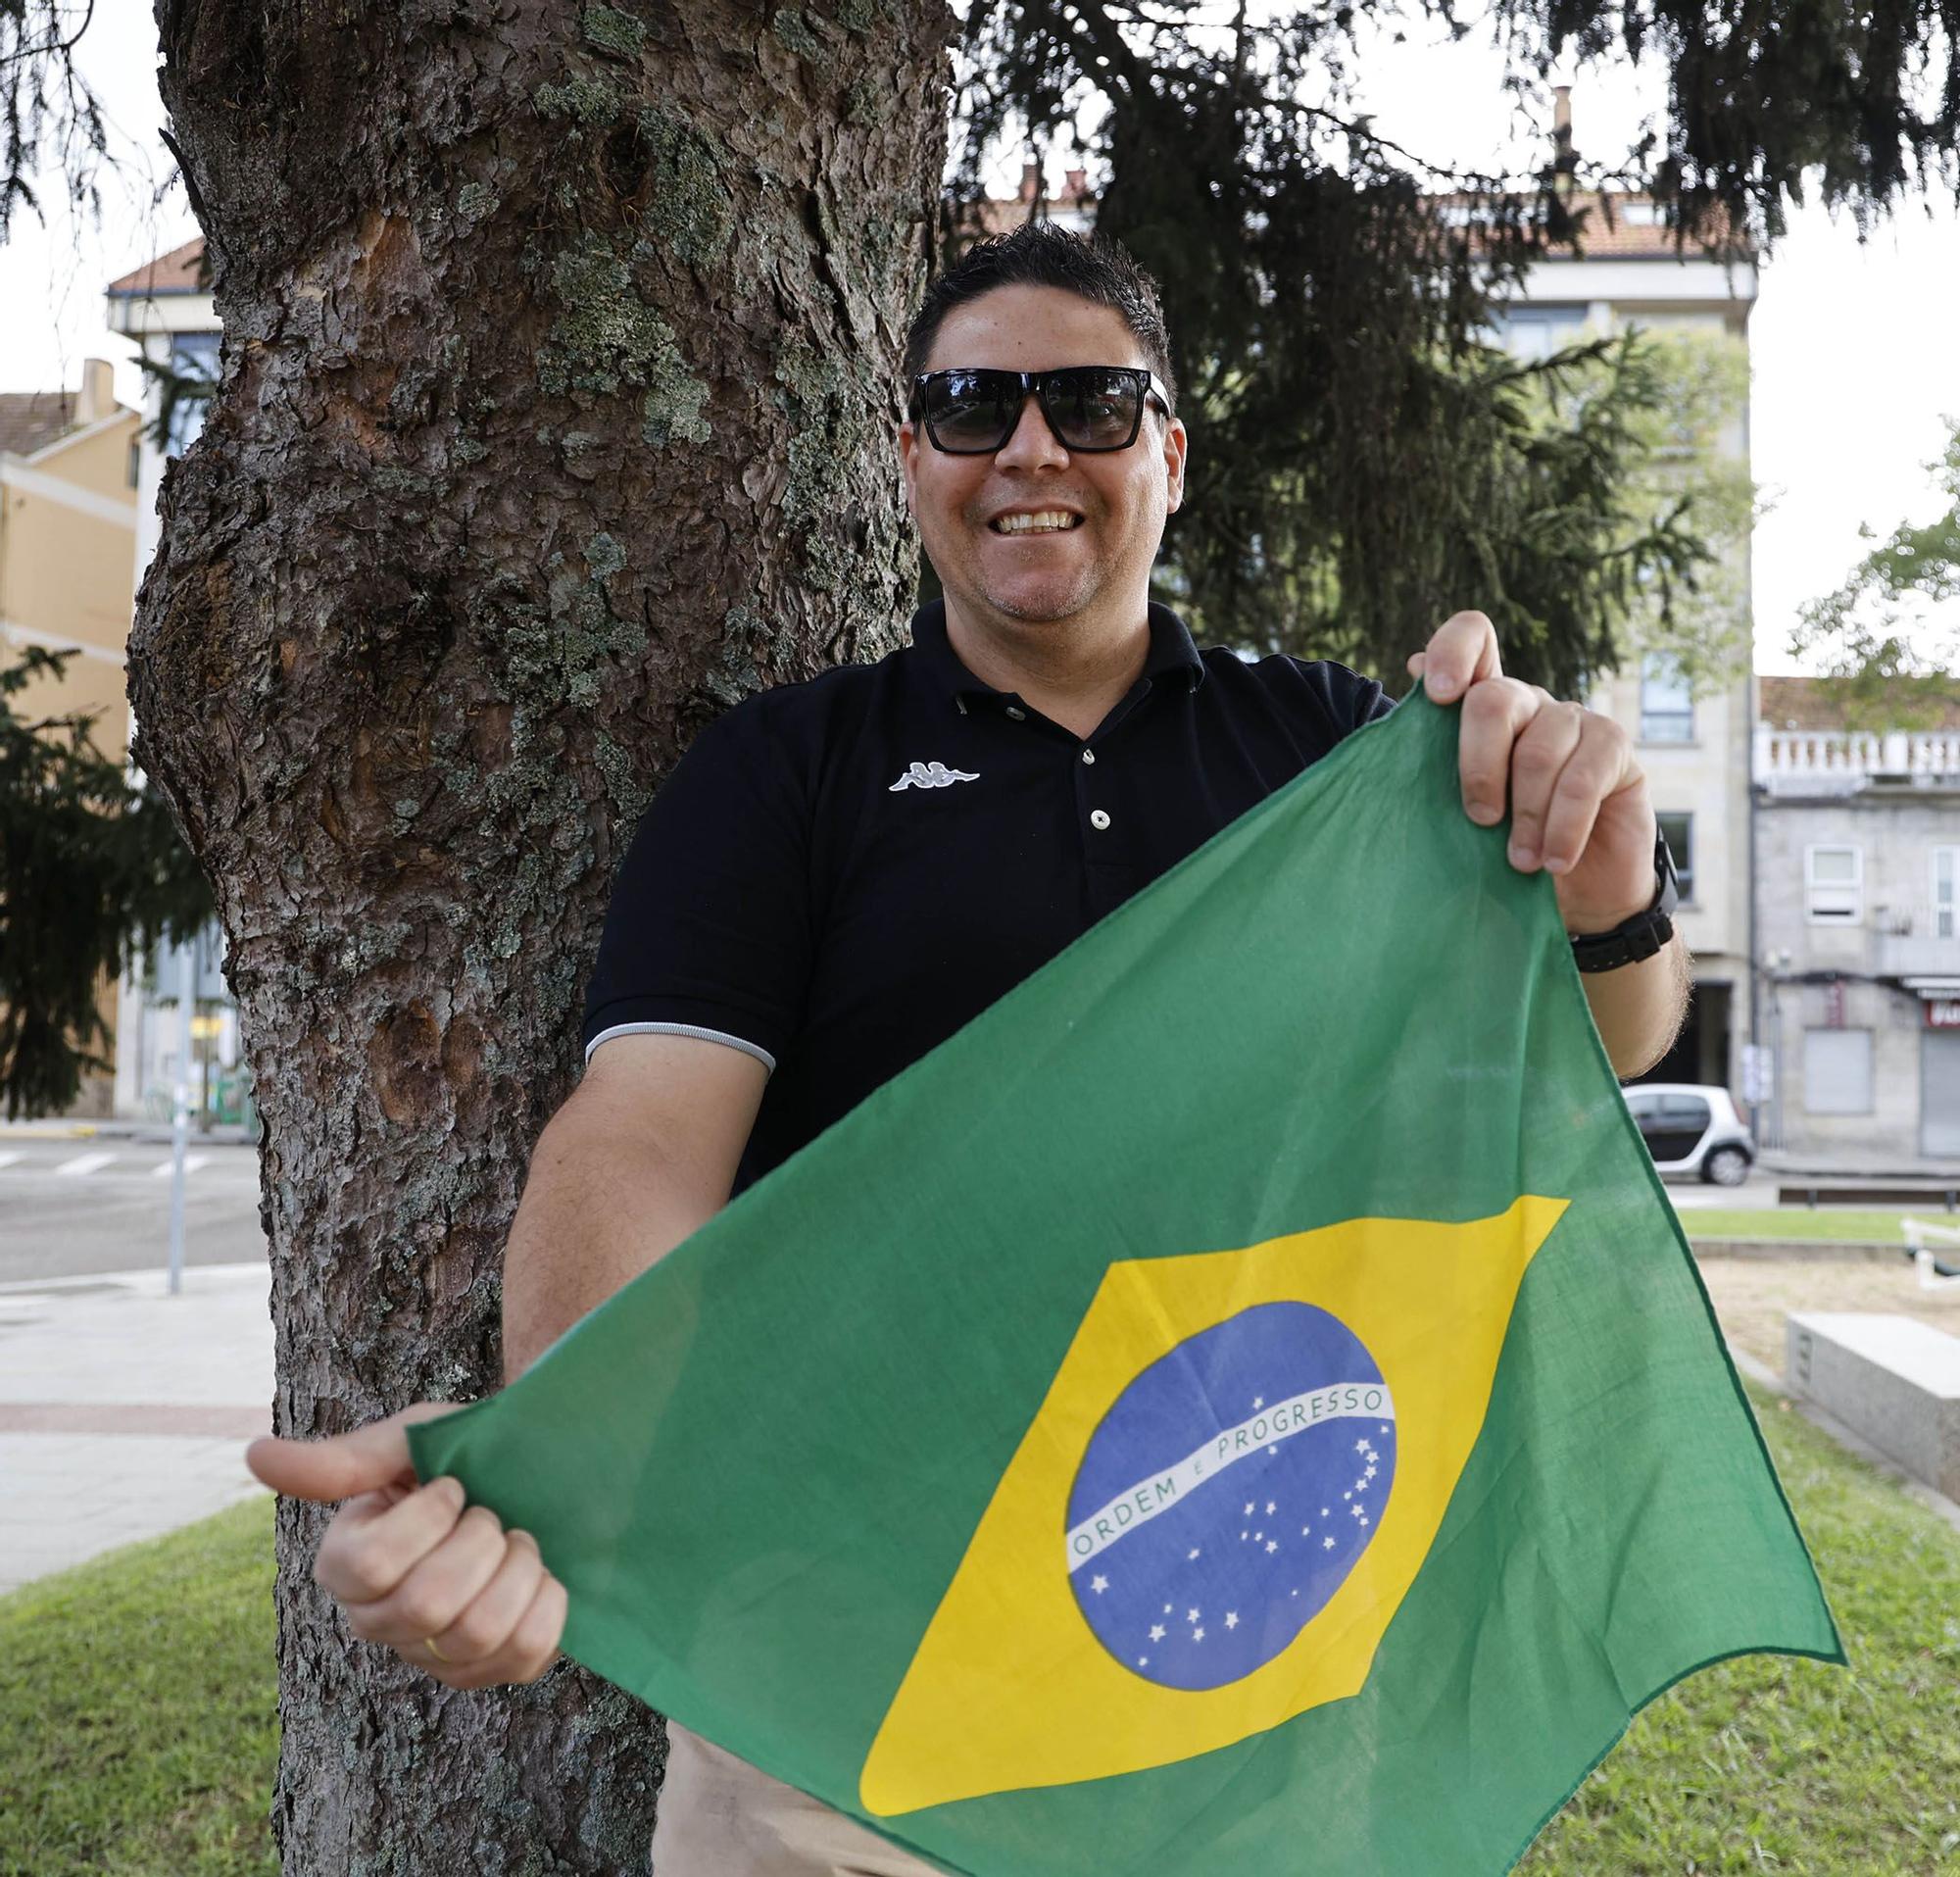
[500,1572,570,1684]
[1538,715,1638,877]
[1456,676,1543,825]
[1420,610,1502,703]
[315,1474,467,1605]
[422,1530,549,1666]
[1502,700,1587,868]
[421,1568,569,1691]
[245,1401,463,1506]
[344,1502,510,1648]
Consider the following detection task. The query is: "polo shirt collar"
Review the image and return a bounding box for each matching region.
[907,598,1205,713]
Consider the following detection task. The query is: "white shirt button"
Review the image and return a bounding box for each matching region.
[1090,809,1111,830]
[1081,749,1097,766]
[1004,705,1027,721]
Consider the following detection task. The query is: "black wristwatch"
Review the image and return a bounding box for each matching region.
[1569,828,1679,974]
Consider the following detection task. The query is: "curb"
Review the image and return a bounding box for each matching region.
[1690,1238,1903,1262]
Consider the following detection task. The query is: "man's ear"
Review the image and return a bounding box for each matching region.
[897,420,919,514]
[1161,416,1189,516]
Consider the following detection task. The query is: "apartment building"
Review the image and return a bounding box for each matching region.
[1754,678,1960,1164]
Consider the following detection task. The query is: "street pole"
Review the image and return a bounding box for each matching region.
[166,938,194,1296]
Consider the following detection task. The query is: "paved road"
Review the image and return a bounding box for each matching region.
[0,1136,267,1285]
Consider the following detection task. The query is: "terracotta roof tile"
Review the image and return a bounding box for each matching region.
[1434,190,1752,261]
[1758,674,1960,731]
[105,236,209,296]
[0,390,80,458]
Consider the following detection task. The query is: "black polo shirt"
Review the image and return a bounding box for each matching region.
[581,598,1394,1190]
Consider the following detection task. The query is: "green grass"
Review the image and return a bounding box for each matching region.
[4,1395,1957,1875]
[1685,1208,1926,1245]
[0,1494,277,1877]
[1524,1384,1960,1874]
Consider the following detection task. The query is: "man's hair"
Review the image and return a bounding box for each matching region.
[903,222,1178,414]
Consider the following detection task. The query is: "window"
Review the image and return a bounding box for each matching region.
[165,331,220,458]
[1802,1028,1873,1114]
[1488,304,1591,363]
[1935,847,1958,939]
[1639,653,1694,743]
[1656,812,1693,903]
[126,436,140,489]
[1804,846,1862,924]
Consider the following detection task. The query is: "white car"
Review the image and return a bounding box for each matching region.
[1623,1083,1755,1186]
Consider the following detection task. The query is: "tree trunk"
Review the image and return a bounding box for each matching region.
[131,2,952,1866]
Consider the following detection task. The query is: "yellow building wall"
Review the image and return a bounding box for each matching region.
[0,411,140,761]
[1,410,142,1115]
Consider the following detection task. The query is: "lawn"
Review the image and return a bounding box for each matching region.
[0,1495,277,1877]
[1685,1209,1926,1245]
[1524,1387,1960,1874]
[4,1388,1957,1875]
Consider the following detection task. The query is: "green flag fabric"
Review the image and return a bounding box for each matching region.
[409,688,1841,1874]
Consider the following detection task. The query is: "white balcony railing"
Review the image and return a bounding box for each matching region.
[1866,902,1960,979]
[1756,727,1960,788]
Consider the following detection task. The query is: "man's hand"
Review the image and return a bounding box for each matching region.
[1407,610,1654,936]
[245,1404,567,1691]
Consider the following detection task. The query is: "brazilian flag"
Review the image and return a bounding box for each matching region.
[410,689,1842,1873]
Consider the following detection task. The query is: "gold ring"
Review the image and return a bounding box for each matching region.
[424,1636,450,1662]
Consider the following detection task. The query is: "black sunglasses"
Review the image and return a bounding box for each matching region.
[908,366,1174,455]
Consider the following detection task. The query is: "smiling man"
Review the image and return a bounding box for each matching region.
[246,223,1690,1875]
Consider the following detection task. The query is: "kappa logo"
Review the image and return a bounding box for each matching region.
[889,761,980,793]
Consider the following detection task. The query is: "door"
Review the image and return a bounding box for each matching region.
[1652,1095,1712,1163]
[1922,1031,1960,1157]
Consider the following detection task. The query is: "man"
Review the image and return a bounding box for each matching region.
[246,223,1689,1871]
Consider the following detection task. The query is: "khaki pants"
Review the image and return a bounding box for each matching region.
[650,1722,947,1877]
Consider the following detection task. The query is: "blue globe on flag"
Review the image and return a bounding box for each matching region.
[1065,1302,1397,1691]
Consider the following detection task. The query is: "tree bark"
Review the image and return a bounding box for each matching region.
[131,1,952,1866]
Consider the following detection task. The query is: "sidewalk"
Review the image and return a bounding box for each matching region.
[0,1116,258,1149]
[0,1261,272,1596]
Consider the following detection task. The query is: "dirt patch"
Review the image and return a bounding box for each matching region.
[1693,1251,1960,1372]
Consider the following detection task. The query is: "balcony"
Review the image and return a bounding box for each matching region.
[1756,728,1960,794]
[1871,903,1960,981]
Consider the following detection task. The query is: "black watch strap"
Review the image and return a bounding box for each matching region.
[1569,829,1679,974]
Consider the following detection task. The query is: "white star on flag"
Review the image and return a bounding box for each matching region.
[1091,1574,1108,1594]
[1150,1624,1166,1642]
[1323,1536,1337,1550]
[1244,1502,1254,1516]
[1193,1627,1205,1642]
[1187,1608,1200,1623]
[1225,1611,1240,1630]
[1188,1547,1201,1560]
[1265,1539,1278,1554]
[1354,1438,1369,1454]
[1251,1397,1264,1409]
[1265,1502,1276,1515]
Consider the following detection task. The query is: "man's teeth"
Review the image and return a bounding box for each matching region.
[992,513,1082,533]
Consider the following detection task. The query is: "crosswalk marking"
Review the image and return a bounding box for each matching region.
[150,1155,210,1178]
[54,1152,117,1177]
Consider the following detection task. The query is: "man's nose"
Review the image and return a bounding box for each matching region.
[992,389,1071,470]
